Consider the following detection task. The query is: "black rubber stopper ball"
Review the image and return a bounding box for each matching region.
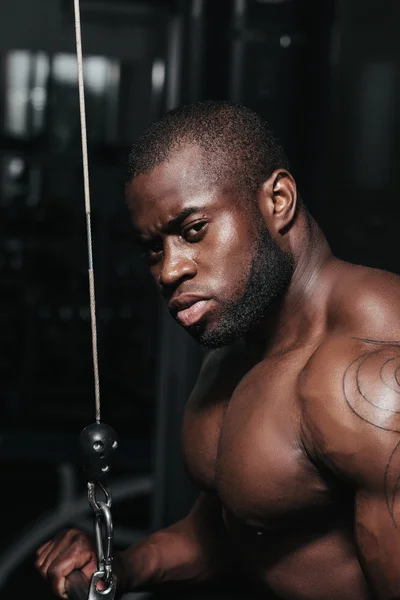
[79,422,118,483]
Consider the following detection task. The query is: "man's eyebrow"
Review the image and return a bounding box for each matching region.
[163,206,203,233]
[134,206,204,241]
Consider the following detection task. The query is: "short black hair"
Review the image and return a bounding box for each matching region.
[126,100,291,199]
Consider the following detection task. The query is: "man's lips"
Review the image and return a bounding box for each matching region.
[176,300,210,326]
[168,295,211,327]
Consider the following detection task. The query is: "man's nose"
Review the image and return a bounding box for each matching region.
[158,245,196,288]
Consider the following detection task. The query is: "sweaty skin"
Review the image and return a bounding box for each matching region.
[36,145,400,600]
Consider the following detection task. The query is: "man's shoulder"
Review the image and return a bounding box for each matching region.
[328,261,400,337]
[300,332,400,479]
[302,261,400,392]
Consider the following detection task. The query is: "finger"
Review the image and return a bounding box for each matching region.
[35,542,54,571]
[37,530,81,576]
[46,546,94,599]
[81,562,101,586]
[38,538,68,577]
[36,540,52,556]
[36,529,71,569]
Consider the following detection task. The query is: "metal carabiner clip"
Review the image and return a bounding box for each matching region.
[88,481,112,513]
[87,571,117,600]
[94,501,114,583]
[88,500,117,600]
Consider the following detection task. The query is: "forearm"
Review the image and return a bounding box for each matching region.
[117,528,213,592]
[117,495,235,592]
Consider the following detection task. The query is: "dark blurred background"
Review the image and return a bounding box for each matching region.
[0,0,399,597]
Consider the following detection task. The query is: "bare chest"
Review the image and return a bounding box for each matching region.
[183,351,335,527]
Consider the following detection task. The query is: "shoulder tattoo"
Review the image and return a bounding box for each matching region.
[344,338,400,525]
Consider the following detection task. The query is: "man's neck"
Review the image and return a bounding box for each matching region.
[245,216,334,355]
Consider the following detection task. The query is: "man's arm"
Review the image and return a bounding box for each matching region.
[118,491,235,591]
[36,491,235,598]
[305,336,400,599]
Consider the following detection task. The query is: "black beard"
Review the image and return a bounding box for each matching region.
[188,227,294,349]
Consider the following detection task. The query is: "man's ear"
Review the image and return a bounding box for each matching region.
[257,169,298,236]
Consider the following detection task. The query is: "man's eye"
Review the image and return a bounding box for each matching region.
[183,221,207,242]
[141,240,163,259]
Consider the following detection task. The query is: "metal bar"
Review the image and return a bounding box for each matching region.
[66,571,88,600]
[165,13,184,111]
[229,0,247,102]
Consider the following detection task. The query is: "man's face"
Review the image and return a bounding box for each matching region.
[126,146,293,348]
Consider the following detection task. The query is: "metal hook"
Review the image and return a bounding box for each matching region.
[88,572,117,600]
[66,571,117,600]
[94,502,114,582]
[88,481,112,514]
